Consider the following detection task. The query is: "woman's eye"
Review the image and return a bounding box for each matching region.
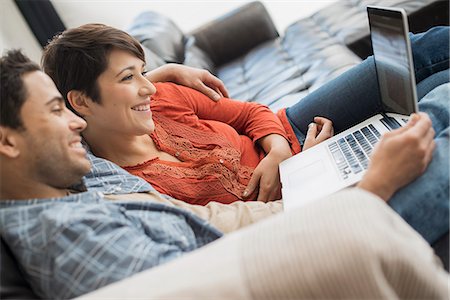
[141,70,149,76]
[122,74,133,81]
[52,107,63,115]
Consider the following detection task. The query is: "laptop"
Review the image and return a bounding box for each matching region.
[280,6,418,210]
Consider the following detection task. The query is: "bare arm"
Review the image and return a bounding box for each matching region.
[146,64,229,101]
[357,113,435,201]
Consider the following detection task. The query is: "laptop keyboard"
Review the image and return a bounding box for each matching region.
[380,116,402,130]
[328,125,381,180]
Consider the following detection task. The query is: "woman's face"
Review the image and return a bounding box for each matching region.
[88,49,156,137]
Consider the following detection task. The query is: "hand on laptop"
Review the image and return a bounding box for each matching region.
[303,117,334,150]
[357,113,435,202]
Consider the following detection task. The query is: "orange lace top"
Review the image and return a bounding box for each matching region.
[123,82,301,205]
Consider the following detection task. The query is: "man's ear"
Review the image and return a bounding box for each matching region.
[67,90,92,116]
[0,127,20,158]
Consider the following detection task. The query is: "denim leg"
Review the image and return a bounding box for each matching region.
[417,69,450,99]
[285,26,449,244]
[388,77,449,244]
[286,26,450,139]
[286,58,382,136]
[410,26,450,83]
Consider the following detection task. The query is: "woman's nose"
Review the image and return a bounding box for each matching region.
[139,79,157,97]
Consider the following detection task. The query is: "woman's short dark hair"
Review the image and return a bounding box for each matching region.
[0,49,40,129]
[42,23,145,113]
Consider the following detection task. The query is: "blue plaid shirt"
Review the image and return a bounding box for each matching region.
[0,153,222,299]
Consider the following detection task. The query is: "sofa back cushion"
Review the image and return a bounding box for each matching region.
[183,36,216,73]
[128,11,216,72]
[215,28,362,111]
[298,0,448,58]
[189,2,279,67]
[128,11,186,64]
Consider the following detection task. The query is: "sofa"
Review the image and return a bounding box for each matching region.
[128,0,449,267]
[1,1,448,299]
[129,0,448,111]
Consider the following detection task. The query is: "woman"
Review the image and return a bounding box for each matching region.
[42,25,449,243]
[42,24,333,205]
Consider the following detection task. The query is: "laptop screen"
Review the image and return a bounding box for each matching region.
[368,7,418,115]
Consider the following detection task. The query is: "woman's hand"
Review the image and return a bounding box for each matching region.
[242,152,287,202]
[303,117,334,150]
[357,113,435,202]
[146,64,229,101]
[243,134,292,202]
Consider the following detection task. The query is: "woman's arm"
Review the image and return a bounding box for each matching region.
[152,83,293,202]
[146,64,229,101]
[154,83,289,143]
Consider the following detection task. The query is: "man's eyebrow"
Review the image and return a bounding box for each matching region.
[45,96,64,106]
[115,63,147,77]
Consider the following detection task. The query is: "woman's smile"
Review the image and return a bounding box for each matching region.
[131,100,151,112]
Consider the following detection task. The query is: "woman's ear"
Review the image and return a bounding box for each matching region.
[0,127,20,158]
[67,90,92,116]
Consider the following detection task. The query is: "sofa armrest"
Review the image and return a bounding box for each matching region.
[347,0,450,59]
[189,1,279,67]
[408,0,449,33]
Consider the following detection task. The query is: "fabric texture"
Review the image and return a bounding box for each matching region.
[105,192,283,234]
[388,81,449,244]
[80,151,155,194]
[123,82,297,205]
[77,188,449,300]
[0,192,222,299]
[1,148,283,300]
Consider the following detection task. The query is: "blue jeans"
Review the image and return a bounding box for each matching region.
[285,26,450,244]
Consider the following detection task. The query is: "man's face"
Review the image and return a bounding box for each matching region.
[18,71,91,188]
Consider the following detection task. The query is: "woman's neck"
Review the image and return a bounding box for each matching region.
[82,126,158,166]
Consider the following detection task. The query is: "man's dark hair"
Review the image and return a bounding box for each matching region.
[0,49,40,129]
[42,23,145,114]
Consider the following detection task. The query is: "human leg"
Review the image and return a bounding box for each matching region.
[286,57,381,137]
[411,26,450,83]
[388,80,450,244]
[417,68,450,99]
[286,26,450,141]
[78,188,448,299]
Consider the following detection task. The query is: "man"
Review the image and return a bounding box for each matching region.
[0,50,448,299]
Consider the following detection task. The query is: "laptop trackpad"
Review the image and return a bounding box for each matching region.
[280,147,343,210]
[288,160,325,187]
